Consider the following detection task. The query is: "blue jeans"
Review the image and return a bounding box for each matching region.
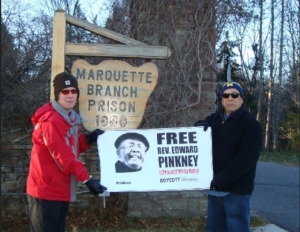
[206,193,251,232]
[27,195,69,232]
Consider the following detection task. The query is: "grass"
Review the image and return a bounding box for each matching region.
[1,214,270,232]
[259,151,299,167]
[69,216,206,232]
[68,215,269,232]
[250,215,269,228]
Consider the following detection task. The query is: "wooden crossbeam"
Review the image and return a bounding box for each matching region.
[66,43,171,59]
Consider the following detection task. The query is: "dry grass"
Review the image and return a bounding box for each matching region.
[1,210,268,232]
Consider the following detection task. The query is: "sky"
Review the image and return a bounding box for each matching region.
[77,0,112,25]
[20,0,112,26]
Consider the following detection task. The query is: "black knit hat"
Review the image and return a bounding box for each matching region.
[53,72,79,100]
[114,132,150,151]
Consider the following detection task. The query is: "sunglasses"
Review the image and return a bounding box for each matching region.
[222,93,240,99]
[61,89,78,95]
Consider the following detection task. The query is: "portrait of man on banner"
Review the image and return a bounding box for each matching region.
[114,132,150,173]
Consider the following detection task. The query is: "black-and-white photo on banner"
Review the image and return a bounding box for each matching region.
[97,127,213,192]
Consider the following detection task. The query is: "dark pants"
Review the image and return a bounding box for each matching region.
[206,193,251,232]
[27,195,69,232]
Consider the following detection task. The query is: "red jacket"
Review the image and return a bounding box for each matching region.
[26,102,90,202]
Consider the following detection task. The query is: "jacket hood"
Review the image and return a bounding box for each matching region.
[31,103,54,126]
[31,101,82,126]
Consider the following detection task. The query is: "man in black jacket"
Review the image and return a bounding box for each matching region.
[195,82,262,232]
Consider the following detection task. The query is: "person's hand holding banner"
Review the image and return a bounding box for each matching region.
[210,180,220,191]
[84,177,107,194]
[194,120,209,131]
[86,129,105,145]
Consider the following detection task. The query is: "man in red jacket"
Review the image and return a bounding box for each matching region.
[26,72,107,232]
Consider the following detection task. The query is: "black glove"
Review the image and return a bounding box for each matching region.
[85,129,104,145]
[194,120,209,131]
[85,177,107,194]
[210,180,220,191]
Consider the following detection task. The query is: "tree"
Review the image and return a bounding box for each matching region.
[216,40,242,82]
[272,0,285,150]
[264,0,275,151]
[278,0,300,152]
[256,0,265,122]
[1,1,51,130]
[1,20,21,129]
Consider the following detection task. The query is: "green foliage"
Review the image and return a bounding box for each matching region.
[279,109,300,152]
[250,216,269,228]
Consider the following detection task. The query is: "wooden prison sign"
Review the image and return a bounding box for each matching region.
[50,9,171,130]
[71,59,158,130]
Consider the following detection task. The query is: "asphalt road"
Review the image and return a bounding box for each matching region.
[251,162,299,232]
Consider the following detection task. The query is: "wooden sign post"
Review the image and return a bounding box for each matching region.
[51,9,171,130]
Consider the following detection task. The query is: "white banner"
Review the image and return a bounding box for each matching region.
[97,127,213,192]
